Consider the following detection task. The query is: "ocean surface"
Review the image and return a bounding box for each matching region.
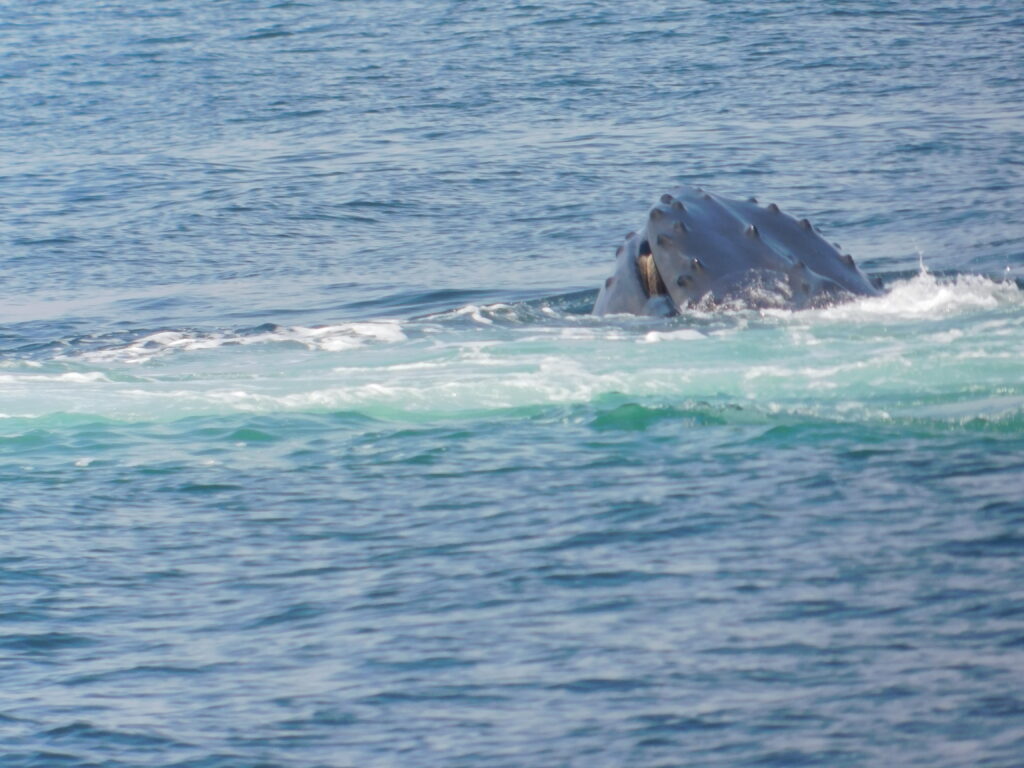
[3,1,1024,766]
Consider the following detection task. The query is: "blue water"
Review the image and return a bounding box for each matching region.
[3,1,1024,766]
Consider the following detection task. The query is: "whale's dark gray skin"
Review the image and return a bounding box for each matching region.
[593,185,882,315]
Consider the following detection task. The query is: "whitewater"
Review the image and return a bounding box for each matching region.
[2,271,1021,427]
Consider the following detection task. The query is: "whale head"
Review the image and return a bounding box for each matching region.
[594,186,882,316]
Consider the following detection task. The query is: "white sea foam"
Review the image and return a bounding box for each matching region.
[639,329,706,344]
[816,270,1021,322]
[436,304,497,325]
[75,320,408,364]
[0,371,110,384]
[3,272,1021,426]
[56,371,111,383]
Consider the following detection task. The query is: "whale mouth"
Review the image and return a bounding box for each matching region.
[636,239,668,299]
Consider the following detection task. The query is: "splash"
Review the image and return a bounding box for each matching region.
[815,270,1021,321]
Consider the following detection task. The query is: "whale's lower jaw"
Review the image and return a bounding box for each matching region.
[593,186,882,316]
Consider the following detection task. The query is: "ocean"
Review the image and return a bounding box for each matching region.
[2,1,1024,766]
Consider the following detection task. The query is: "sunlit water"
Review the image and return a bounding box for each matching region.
[3,1,1024,766]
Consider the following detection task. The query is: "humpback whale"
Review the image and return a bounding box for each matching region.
[594,185,882,315]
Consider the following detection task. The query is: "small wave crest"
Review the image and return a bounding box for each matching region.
[421,289,598,326]
[70,321,408,364]
[815,270,1022,322]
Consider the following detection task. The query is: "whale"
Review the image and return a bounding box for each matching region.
[593,185,883,316]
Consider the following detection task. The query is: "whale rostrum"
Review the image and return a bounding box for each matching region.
[593,185,882,316]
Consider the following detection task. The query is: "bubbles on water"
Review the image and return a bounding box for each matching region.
[639,329,706,344]
[71,321,409,364]
[817,270,1021,322]
[0,272,1020,430]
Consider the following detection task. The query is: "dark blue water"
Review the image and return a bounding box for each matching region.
[3,1,1024,766]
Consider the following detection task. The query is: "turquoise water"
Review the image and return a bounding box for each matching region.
[3,1,1024,766]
